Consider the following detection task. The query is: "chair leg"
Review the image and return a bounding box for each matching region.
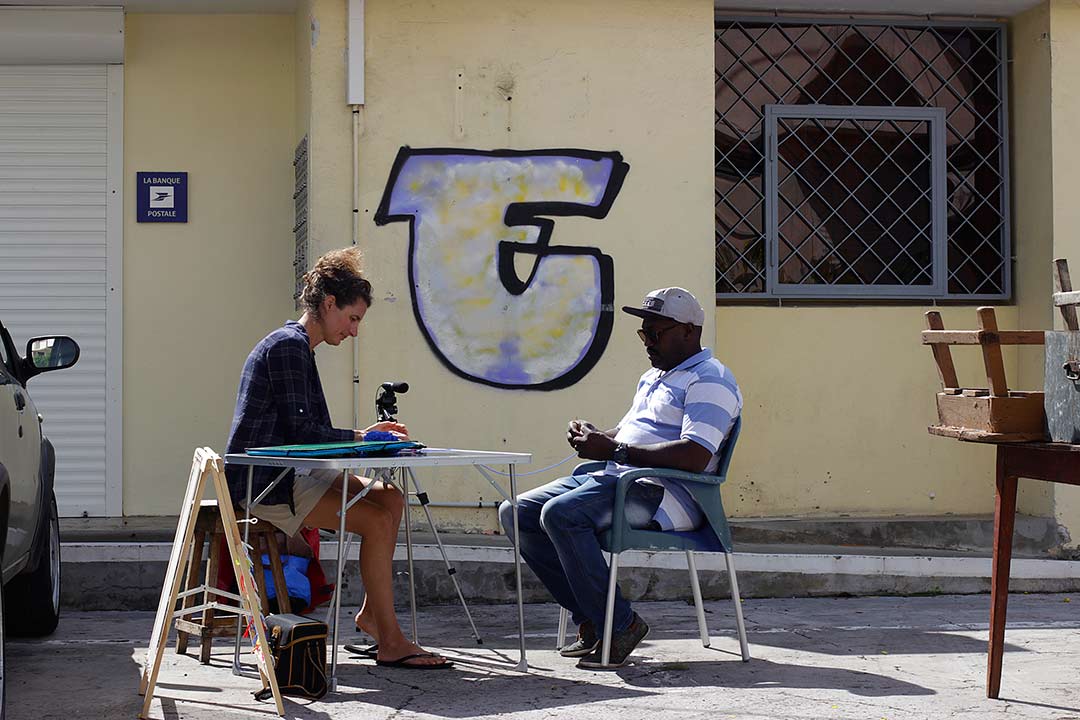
[175,528,206,656]
[600,552,620,666]
[686,550,710,648]
[254,535,271,615]
[200,531,223,665]
[725,552,750,662]
[265,531,290,613]
[557,606,569,650]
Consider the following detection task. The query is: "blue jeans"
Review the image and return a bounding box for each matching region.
[498,474,663,633]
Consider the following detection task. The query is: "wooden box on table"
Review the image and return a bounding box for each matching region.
[922,307,1047,443]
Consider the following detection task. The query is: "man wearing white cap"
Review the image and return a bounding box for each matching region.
[499,287,743,668]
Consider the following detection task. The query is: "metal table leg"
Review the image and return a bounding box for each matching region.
[509,464,527,671]
[401,467,419,642]
[320,470,381,691]
[329,466,352,692]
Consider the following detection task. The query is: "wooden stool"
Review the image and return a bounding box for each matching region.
[174,499,291,663]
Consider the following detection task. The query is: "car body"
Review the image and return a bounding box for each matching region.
[0,319,79,720]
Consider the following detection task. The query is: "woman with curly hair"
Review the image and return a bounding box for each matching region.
[225,246,450,670]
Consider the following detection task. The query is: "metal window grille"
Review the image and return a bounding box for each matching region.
[715,17,1010,300]
[293,135,309,310]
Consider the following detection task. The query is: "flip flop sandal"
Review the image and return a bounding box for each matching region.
[344,643,379,658]
[375,652,454,669]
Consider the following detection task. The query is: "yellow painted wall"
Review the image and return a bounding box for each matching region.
[290,0,1063,531]
[303,0,359,434]
[112,3,1067,534]
[1048,0,1080,546]
[716,306,1018,517]
[295,0,716,529]
[1010,4,1056,519]
[709,7,1065,523]
[295,1,312,141]
[122,14,295,515]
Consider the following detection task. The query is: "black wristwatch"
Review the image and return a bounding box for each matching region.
[612,442,630,464]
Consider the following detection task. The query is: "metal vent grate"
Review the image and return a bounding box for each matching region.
[293,135,309,310]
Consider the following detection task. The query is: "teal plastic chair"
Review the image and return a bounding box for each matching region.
[556,417,749,666]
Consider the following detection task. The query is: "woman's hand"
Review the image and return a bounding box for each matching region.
[358,421,410,440]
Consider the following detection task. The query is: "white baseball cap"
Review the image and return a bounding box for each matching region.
[621,287,705,327]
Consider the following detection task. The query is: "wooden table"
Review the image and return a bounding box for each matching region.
[988,441,1080,698]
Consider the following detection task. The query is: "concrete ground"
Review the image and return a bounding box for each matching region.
[7,594,1080,720]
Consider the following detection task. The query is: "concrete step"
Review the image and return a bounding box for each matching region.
[59,531,1080,612]
[60,512,1070,555]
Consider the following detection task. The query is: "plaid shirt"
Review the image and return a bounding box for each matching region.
[224,321,352,511]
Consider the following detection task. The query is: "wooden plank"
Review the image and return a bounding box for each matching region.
[921,330,1045,345]
[927,425,1047,443]
[922,330,981,344]
[174,619,210,638]
[208,452,284,716]
[175,616,239,637]
[924,312,959,389]
[996,331,1049,345]
[977,307,1009,397]
[1054,258,1080,331]
[1052,289,1080,307]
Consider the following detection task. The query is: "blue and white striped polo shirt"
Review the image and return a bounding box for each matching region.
[604,348,743,531]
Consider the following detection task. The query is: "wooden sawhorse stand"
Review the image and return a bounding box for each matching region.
[138,448,283,718]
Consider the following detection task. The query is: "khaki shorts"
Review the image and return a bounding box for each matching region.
[247,468,341,537]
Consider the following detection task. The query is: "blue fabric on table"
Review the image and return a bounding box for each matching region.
[362,430,398,442]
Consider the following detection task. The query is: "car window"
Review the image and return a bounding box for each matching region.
[0,324,17,379]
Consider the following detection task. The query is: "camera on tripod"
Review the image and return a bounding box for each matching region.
[374,381,409,422]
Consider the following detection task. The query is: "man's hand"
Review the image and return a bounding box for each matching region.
[358,421,410,441]
[567,419,598,447]
[569,426,617,461]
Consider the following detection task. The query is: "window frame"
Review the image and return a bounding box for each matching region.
[764,104,948,299]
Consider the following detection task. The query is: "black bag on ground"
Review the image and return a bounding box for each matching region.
[254,613,328,701]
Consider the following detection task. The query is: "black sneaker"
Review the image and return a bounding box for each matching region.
[577,613,650,669]
[559,620,599,657]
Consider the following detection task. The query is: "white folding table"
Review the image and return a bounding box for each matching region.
[224,448,532,688]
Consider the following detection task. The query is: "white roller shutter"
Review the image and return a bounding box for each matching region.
[0,65,121,517]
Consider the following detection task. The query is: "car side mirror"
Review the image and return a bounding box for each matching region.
[23,336,80,380]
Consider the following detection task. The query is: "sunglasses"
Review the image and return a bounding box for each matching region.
[636,323,683,344]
